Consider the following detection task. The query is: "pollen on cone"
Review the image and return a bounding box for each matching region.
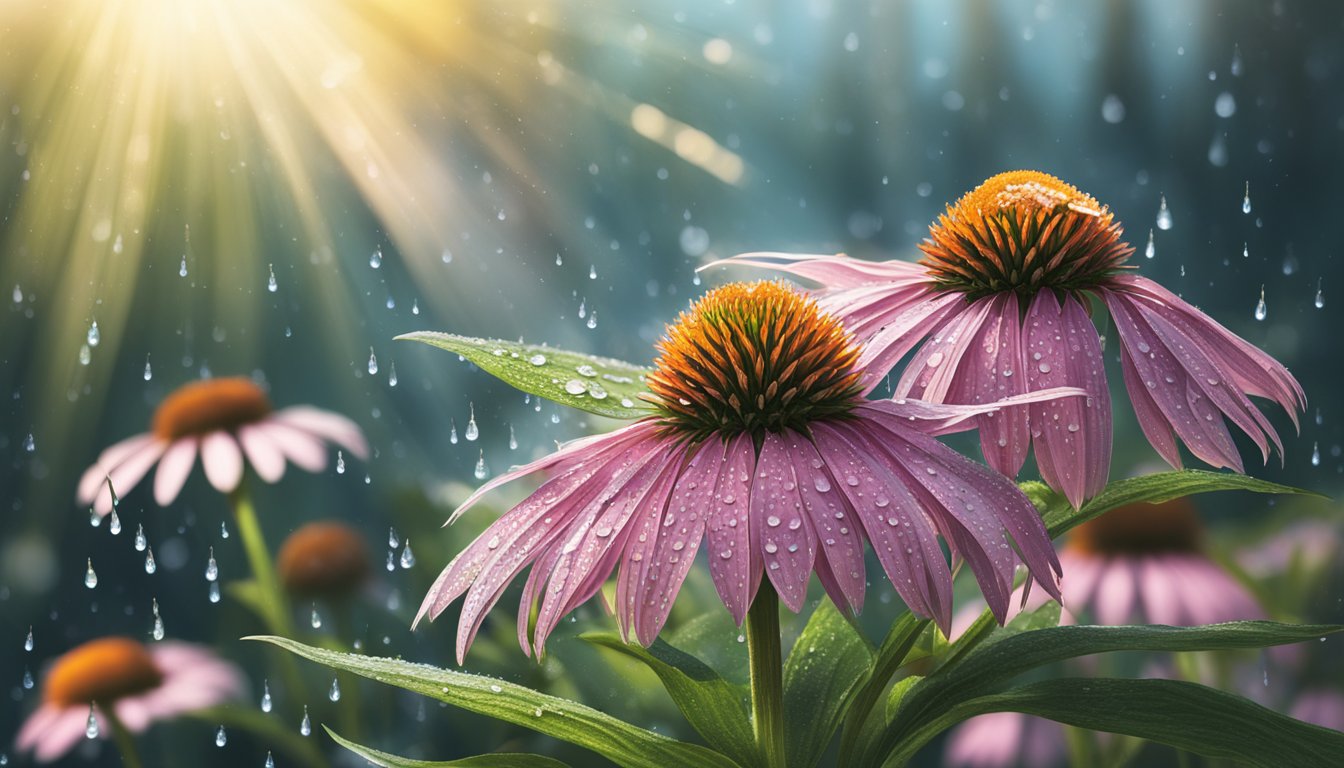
[152,377,272,440]
[44,637,164,706]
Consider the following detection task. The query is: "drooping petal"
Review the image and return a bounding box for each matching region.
[200,431,245,493]
[1137,556,1183,625]
[704,433,758,625]
[1023,290,1111,508]
[947,293,1031,478]
[706,251,929,290]
[237,424,286,483]
[255,420,329,473]
[153,438,199,506]
[33,706,94,762]
[273,406,369,459]
[783,431,866,614]
[896,297,995,404]
[1118,345,1182,469]
[854,292,964,393]
[77,433,156,504]
[750,431,818,612]
[1092,559,1137,626]
[93,439,167,515]
[615,446,695,645]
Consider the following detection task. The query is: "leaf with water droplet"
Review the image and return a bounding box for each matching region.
[397,332,652,419]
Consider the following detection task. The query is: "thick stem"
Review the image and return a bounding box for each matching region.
[229,484,294,638]
[746,582,786,768]
[102,705,144,768]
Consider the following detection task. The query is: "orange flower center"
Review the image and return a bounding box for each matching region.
[1068,499,1203,556]
[44,637,164,706]
[645,281,863,439]
[152,377,272,441]
[277,522,371,599]
[919,171,1134,300]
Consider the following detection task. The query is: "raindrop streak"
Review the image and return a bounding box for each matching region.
[449,421,458,444]
[209,582,221,603]
[215,725,227,747]
[310,606,322,629]
[267,264,278,293]
[336,451,346,474]
[84,559,97,588]
[143,355,153,381]
[1155,195,1172,230]
[1254,286,1267,321]
[465,404,479,441]
[388,362,398,387]
[1144,229,1156,259]
[87,320,101,347]
[1243,243,1249,259]
[474,452,489,480]
[79,345,91,366]
[400,541,415,569]
[85,706,98,739]
[151,598,164,640]
[1242,182,1252,214]
[260,681,273,713]
[1231,45,1244,76]
[1312,442,1321,467]
[205,547,218,581]
[509,425,518,451]
[145,546,158,574]
[135,524,147,551]
[179,256,188,277]
[108,510,121,535]
[300,707,312,736]
[24,628,33,652]
[220,521,229,539]
[1315,279,1325,309]
[385,551,395,572]
[328,678,341,702]
[367,348,378,375]
[589,264,597,279]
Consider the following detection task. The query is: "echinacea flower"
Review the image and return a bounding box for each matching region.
[77,377,368,515]
[16,638,243,763]
[943,711,1067,768]
[278,521,372,600]
[418,281,1076,662]
[717,171,1305,507]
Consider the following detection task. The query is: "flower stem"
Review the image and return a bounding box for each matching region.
[102,705,144,768]
[746,582,786,768]
[229,483,294,638]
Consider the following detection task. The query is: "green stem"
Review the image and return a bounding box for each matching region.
[746,582,786,768]
[229,484,294,637]
[102,705,144,768]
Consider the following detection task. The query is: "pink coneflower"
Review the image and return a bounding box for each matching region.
[418,281,1074,662]
[718,171,1305,508]
[76,377,368,515]
[16,638,243,763]
[943,711,1067,768]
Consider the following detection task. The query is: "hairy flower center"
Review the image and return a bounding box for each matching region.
[1068,499,1203,556]
[645,281,864,439]
[919,170,1134,300]
[152,377,272,440]
[44,638,164,706]
[277,522,371,599]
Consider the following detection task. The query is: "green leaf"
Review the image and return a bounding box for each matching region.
[837,614,929,768]
[582,633,757,768]
[881,676,921,725]
[782,598,874,768]
[247,635,740,768]
[397,332,652,420]
[1031,470,1321,539]
[885,678,1344,768]
[325,727,573,767]
[881,621,1341,761]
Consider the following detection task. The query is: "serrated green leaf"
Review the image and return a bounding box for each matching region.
[582,633,757,768]
[880,621,1341,762]
[783,598,874,768]
[247,635,739,768]
[397,331,653,420]
[325,727,573,767]
[1032,470,1321,539]
[884,678,1344,768]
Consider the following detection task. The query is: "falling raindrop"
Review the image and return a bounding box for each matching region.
[1254,286,1267,321]
[205,547,218,581]
[1242,182,1252,214]
[209,582,221,603]
[11,284,21,303]
[1231,44,1244,76]
[367,348,378,375]
[108,510,121,535]
[555,253,563,266]
[220,520,229,539]
[1144,229,1155,259]
[24,628,33,652]
[388,527,399,549]
[411,298,420,315]
[508,425,518,451]
[465,405,479,441]
[300,707,312,736]
[1155,195,1172,230]
[78,345,91,366]
[400,540,415,569]
[388,362,398,387]
[152,599,164,640]
[1242,242,1249,259]
[474,452,489,480]
[369,248,383,269]
[1312,442,1321,467]
[587,311,597,329]
[589,264,597,279]
[267,264,278,293]
[449,420,458,444]
[265,753,275,768]
[215,725,227,747]
[85,706,98,739]
[328,678,342,701]
[143,354,153,381]
[441,248,453,264]
[90,508,102,528]
[22,668,33,689]
[385,294,395,310]
[260,681,272,712]
[336,450,346,474]
[84,559,97,588]
[179,256,188,277]
[577,299,586,319]
[135,524,147,551]
[310,605,322,629]
[1315,279,1325,309]
[23,433,34,453]
[87,320,101,347]
[145,546,158,574]
[385,551,395,572]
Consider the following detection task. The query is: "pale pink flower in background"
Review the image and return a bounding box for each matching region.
[716,171,1304,508]
[417,282,1079,662]
[943,711,1067,768]
[77,377,368,515]
[16,638,244,762]
[1291,689,1344,732]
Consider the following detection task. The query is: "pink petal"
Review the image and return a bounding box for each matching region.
[949,293,1031,478]
[704,434,757,625]
[200,431,244,493]
[15,703,62,752]
[614,447,693,645]
[1119,346,1182,469]
[1058,551,1104,613]
[896,297,995,404]
[749,432,818,613]
[1093,559,1137,626]
[945,712,1029,767]
[255,421,328,473]
[77,433,155,504]
[855,292,964,393]
[1137,556,1183,626]
[237,424,286,483]
[153,438,198,506]
[785,431,866,614]
[35,706,94,762]
[273,406,369,460]
[93,439,167,515]
[708,251,929,289]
